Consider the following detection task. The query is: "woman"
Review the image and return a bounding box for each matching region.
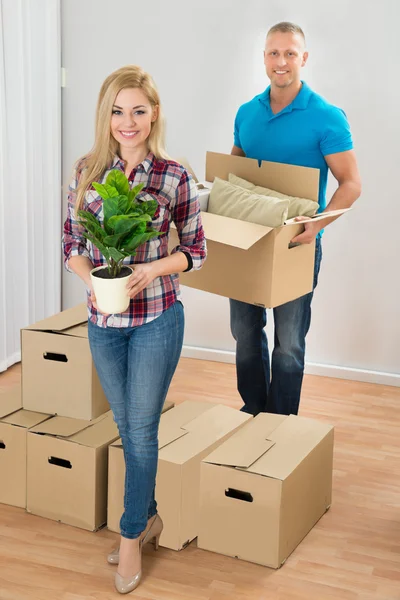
[63,65,206,594]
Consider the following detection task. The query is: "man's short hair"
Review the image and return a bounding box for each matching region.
[267,22,306,45]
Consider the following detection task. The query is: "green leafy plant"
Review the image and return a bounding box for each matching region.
[78,170,163,278]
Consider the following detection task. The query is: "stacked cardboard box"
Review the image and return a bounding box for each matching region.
[3,147,338,559]
[0,384,50,508]
[21,303,109,420]
[0,301,176,532]
[107,400,252,549]
[198,413,334,568]
[15,304,120,530]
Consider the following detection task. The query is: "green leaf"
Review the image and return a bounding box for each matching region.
[103,231,130,248]
[112,218,143,236]
[127,183,145,204]
[132,199,158,218]
[108,247,125,262]
[82,232,111,262]
[122,221,147,245]
[106,170,130,196]
[117,195,130,214]
[108,214,139,229]
[122,230,164,253]
[92,182,119,200]
[103,197,120,234]
[78,210,107,241]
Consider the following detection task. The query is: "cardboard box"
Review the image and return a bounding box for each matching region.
[0,383,22,416]
[0,385,50,508]
[171,152,348,307]
[198,413,334,568]
[26,410,119,531]
[108,401,252,550]
[21,304,109,420]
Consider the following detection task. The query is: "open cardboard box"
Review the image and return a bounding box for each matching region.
[0,384,51,508]
[198,413,334,568]
[21,304,109,420]
[171,152,349,307]
[26,410,119,531]
[108,400,252,550]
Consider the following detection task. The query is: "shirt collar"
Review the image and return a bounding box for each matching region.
[111,151,155,174]
[259,81,312,116]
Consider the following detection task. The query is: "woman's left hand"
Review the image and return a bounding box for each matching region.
[126,263,159,298]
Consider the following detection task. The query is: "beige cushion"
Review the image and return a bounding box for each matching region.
[228,173,318,219]
[208,177,289,227]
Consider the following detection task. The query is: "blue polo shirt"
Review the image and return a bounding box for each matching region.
[233,81,353,211]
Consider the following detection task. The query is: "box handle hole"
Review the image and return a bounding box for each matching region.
[0,441,5,450]
[48,456,72,469]
[225,488,253,503]
[43,352,68,363]
[288,242,302,249]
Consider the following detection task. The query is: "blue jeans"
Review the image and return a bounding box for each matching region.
[88,301,184,539]
[230,238,322,416]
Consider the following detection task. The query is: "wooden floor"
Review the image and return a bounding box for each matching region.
[1,360,399,600]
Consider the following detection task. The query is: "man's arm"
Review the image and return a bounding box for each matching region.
[323,149,362,215]
[231,145,245,157]
[291,149,361,244]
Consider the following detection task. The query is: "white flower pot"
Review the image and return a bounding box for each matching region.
[90,266,133,314]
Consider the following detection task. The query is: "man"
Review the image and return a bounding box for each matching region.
[230,22,361,416]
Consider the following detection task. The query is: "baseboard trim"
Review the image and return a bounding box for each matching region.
[181,345,400,387]
[0,351,21,374]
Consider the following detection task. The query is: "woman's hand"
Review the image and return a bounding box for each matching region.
[126,263,158,298]
[89,285,110,316]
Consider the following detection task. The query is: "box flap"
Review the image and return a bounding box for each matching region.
[158,426,188,450]
[203,413,287,468]
[159,400,216,429]
[175,156,199,183]
[284,207,352,227]
[24,303,87,334]
[157,401,214,450]
[159,400,231,453]
[62,322,89,338]
[110,437,123,448]
[1,409,50,429]
[162,400,175,413]
[206,152,319,202]
[29,414,101,438]
[68,411,118,447]
[246,414,334,480]
[160,405,252,465]
[0,384,22,419]
[190,211,272,249]
[182,404,246,437]
[205,436,275,469]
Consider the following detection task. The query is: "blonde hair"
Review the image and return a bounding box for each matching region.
[267,22,306,45]
[75,65,169,211]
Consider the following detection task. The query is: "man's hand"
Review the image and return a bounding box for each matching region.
[126,263,158,298]
[290,216,322,245]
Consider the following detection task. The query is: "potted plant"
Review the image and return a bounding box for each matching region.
[78,170,163,314]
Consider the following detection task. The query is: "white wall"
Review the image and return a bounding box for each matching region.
[61,0,400,384]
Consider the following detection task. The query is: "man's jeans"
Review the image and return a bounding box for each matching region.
[88,301,184,539]
[230,238,322,416]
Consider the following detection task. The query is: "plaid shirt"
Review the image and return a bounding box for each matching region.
[63,152,206,327]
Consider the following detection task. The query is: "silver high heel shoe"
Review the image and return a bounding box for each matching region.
[107,514,163,565]
[114,515,163,595]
